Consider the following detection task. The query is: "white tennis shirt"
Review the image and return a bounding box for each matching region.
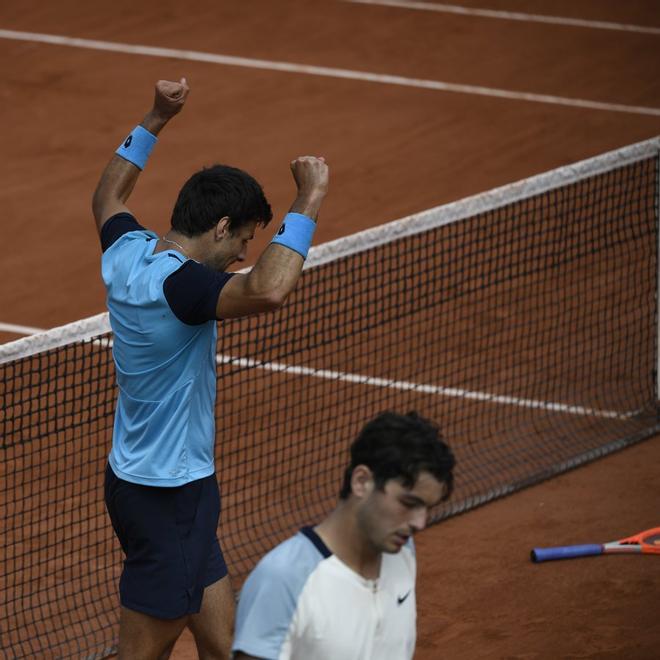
[232,527,417,660]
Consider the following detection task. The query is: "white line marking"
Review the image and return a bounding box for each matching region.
[1,29,659,117]
[0,321,635,419]
[216,353,635,420]
[342,0,660,36]
[0,321,46,335]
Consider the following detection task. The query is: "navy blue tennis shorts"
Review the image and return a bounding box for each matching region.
[104,464,228,619]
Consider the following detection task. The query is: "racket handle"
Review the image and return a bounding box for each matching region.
[531,544,603,563]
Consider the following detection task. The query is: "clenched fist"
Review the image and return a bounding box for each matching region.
[152,78,190,121]
[289,156,329,220]
[290,156,329,197]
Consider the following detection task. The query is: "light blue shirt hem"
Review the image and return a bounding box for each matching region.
[108,455,215,487]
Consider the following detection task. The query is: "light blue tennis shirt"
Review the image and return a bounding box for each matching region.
[101,213,231,487]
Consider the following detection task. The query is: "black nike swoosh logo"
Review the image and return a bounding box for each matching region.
[397,590,412,605]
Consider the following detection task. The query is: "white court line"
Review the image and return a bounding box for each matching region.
[342,0,660,36]
[1,28,659,117]
[0,321,634,420]
[0,321,47,335]
[216,353,635,421]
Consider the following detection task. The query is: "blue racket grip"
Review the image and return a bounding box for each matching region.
[531,544,603,563]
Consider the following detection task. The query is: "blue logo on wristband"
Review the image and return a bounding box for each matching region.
[271,213,315,259]
[116,125,157,170]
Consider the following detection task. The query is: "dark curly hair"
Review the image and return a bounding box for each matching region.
[171,164,273,236]
[339,411,455,501]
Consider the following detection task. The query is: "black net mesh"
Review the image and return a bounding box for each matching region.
[1,155,658,658]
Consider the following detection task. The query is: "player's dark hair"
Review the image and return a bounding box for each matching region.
[171,164,273,236]
[339,411,455,501]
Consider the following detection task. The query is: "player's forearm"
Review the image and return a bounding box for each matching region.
[139,108,172,137]
[91,154,138,230]
[244,244,305,308]
[92,79,189,234]
[93,153,139,201]
[251,187,327,304]
[216,156,328,319]
[92,109,171,219]
[92,109,172,212]
[289,190,325,220]
[215,245,305,319]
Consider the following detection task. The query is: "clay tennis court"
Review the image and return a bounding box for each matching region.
[1,1,660,658]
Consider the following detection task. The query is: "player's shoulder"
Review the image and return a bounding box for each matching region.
[237,527,330,628]
[162,258,233,325]
[235,530,328,659]
[100,212,152,252]
[242,528,330,604]
[256,527,329,580]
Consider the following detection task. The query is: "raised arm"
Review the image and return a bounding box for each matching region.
[215,155,329,319]
[91,78,190,234]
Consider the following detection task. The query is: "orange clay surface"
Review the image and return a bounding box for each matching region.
[1,1,659,658]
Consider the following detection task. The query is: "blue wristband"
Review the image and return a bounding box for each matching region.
[115,125,157,170]
[271,213,316,259]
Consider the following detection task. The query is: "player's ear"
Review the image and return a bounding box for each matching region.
[216,216,230,240]
[351,465,374,498]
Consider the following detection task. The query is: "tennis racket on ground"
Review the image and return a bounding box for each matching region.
[531,526,660,563]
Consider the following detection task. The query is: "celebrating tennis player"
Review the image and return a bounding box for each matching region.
[92,77,328,660]
[232,411,455,660]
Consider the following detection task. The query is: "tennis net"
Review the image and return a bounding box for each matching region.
[1,137,659,658]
